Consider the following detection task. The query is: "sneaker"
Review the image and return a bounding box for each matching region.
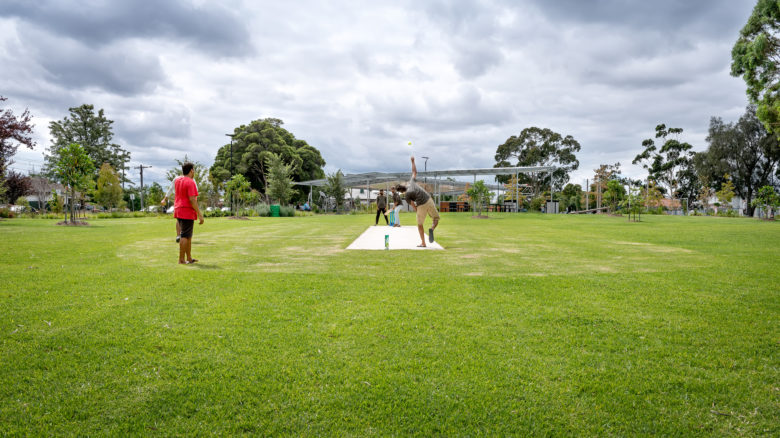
[428,228,434,243]
[176,235,181,243]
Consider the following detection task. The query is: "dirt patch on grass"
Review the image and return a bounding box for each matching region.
[611,241,693,253]
[227,216,251,220]
[57,221,89,226]
[464,272,483,276]
[471,215,490,219]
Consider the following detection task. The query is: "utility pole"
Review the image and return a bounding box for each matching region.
[134,164,152,211]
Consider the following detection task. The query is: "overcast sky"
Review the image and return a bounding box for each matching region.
[0,0,756,188]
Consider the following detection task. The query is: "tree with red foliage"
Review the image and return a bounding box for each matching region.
[4,171,32,206]
[1,96,36,202]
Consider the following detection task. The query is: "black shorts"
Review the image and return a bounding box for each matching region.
[178,218,194,239]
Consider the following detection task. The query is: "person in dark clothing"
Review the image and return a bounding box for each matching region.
[375,189,388,225]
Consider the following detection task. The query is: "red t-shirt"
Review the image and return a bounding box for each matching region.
[174,176,198,220]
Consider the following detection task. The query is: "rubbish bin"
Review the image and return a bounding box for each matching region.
[270,204,280,217]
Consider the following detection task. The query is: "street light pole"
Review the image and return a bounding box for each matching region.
[422,156,429,185]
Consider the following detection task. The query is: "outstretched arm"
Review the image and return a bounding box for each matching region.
[411,156,417,179]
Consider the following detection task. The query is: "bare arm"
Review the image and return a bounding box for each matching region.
[162,178,176,204]
[410,156,417,180]
[189,195,204,224]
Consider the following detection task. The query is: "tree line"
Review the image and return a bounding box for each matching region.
[0,98,328,221]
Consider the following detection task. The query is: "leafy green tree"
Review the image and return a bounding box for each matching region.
[715,174,736,211]
[210,118,326,202]
[633,124,697,201]
[560,183,583,212]
[731,0,780,133]
[591,162,622,209]
[54,143,95,223]
[265,153,295,205]
[620,187,643,221]
[323,170,347,212]
[146,183,164,212]
[225,174,251,216]
[695,106,780,217]
[466,180,491,216]
[50,190,64,214]
[15,196,30,213]
[603,180,626,213]
[45,104,130,183]
[246,189,261,207]
[751,185,779,218]
[95,163,123,210]
[494,127,580,195]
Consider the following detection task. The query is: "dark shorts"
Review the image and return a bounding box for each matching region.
[178,218,194,239]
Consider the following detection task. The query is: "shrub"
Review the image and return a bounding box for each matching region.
[280,205,295,217]
[0,208,15,218]
[255,203,271,217]
[529,196,545,212]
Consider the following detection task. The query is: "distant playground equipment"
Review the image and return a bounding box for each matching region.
[298,166,556,213]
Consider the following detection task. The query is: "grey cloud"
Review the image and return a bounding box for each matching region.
[528,0,745,40]
[419,0,507,78]
[19,27,167,96]
[451,39,504,78]
[0,0,252,57]
[368,85,512,131]
[114,106,192,150]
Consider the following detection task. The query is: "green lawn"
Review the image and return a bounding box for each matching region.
[1,213,778,436]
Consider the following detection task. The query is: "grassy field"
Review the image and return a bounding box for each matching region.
[1,212,778,436]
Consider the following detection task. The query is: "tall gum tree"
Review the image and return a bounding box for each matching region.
[695,106,780,217]
[493,127,580,196]
[731,0,780,133]
[632,124,697,201]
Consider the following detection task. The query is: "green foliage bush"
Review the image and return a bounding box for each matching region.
[530,196,545,212]
[204,209,229,218]
[0,208,15,218]
[255,203,271,217]
[280,206,295,217]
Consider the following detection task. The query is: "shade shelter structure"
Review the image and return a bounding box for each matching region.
[297,166,555,212]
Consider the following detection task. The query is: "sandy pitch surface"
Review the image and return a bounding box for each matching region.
[346,225,445,250]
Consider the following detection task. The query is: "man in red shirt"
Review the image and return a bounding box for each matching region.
[174,162,204,264]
